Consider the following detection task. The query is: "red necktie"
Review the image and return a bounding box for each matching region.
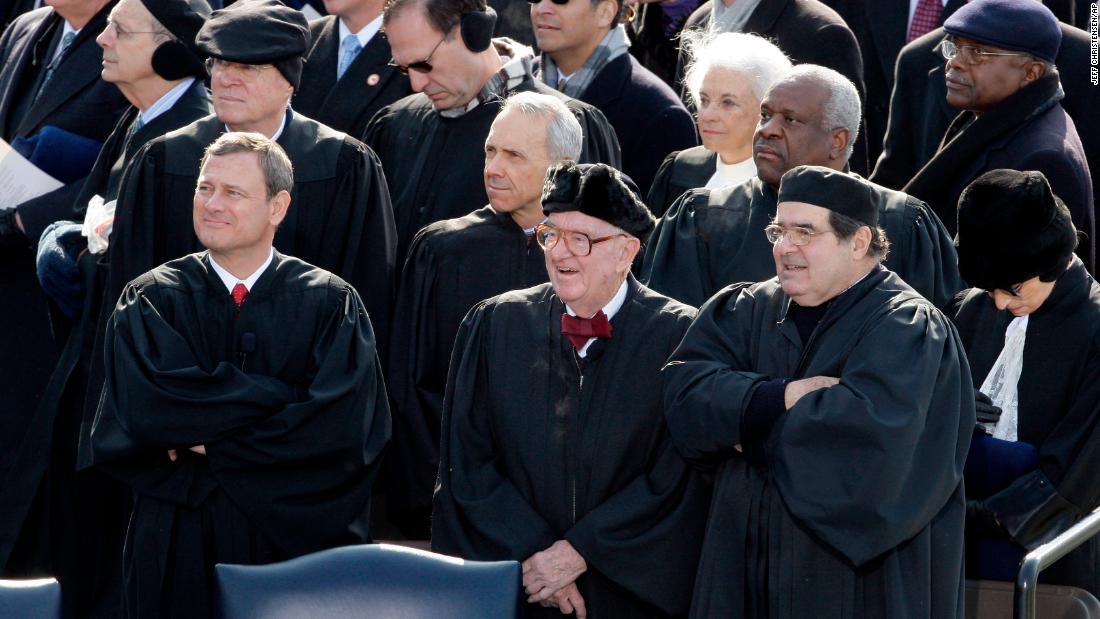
[907,0,943,42]
[561,310,613,351]
[232,283,248,307]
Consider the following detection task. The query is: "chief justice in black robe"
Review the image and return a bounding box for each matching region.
[91,133,389,619]
[432,163,708,618]
[639,66,962,309]
[364,0,620,261]
[663,166,973,618]
[949,170,1100,595]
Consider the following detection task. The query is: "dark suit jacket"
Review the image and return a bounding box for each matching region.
[579,54,697,196]
[0,4,127,143]
[821,0,964,168]
[871,23,1099,227]
[293,16,412,139]
[676,0,867,173]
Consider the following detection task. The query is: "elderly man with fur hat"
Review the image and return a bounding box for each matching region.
[902,0,1094,271]
[665,165,974,618]
[949,168,1100,596]
[432,162,709,619]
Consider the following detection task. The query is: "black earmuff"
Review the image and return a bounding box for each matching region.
[151,40,206,81]
[459,5,497,53]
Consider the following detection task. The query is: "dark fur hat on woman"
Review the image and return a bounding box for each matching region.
[541,163,655,244]
[956,169,1077,291]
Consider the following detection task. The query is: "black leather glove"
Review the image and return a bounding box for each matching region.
[975,391,1002,429]
[966,498,1006,538]
[0,208,29,253]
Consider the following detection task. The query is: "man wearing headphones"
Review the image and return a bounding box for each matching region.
[364,0,622,263]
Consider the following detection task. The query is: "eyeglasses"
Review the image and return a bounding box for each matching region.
[988,283,1025,298]
[388,34,447,75]
[936,38,1032,65]
[205,58,272,78]
[105,19,163,38]
[535,223,625,256]
[526,0,571,5]
[764,224,835,247]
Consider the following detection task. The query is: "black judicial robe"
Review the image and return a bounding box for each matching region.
[432,280,710,618]
[385,206,547,523]
[363,75,621,261]
[949,258,1100,594]
[90,251,390,619]
[0,80,211,614]
[639,176,963,309]
[663,267,973,618]
[646,146,716,218]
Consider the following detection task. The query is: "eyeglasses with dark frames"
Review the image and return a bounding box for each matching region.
[935,38,1032,65]
[764,223,836,247]
[526,0,571,5]
[535,223,625,256]
[388,33,447,75]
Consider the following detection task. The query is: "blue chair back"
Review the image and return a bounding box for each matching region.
[215,543,521,619]
[0,578,61,619]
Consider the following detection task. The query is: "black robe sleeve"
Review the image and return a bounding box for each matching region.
[431,302,559,561]
[879,196,964,308]
[639,189,716,307]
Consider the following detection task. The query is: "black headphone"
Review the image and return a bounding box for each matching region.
[458,5,497,53]
[152,40,206,81]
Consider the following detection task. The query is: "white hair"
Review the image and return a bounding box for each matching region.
[681,31,792,109]
[499,92,584,161]
[772,64,861,160]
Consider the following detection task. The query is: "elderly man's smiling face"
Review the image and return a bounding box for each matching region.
[543,211,638,318]
[772,201,870,307]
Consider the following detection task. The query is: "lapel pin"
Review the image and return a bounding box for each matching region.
[367,73,380,86]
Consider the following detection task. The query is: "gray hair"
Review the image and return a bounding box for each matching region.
[830,211,890,262]
[773,64,861,160]
[681,31,792,109]
[499,91,584,161]
[199,132,294,200]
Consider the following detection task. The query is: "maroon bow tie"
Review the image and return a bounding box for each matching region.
[561,310,613,350]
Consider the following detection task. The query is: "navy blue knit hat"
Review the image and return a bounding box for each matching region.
[944,0,1061,63]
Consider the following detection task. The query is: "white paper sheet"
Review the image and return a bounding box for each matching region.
[0,138,64,210]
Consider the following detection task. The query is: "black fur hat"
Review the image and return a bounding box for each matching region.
[956,169,1077,291]
[541,163,655,243]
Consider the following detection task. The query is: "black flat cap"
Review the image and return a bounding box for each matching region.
[196,0,308,88]
[542,163,656,243]
[957,169,1076,291]
[944,0,1060,63]
[142,0,211,80]
[777,165,878,227]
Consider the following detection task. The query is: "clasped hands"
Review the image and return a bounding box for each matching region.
[522,539,588,618]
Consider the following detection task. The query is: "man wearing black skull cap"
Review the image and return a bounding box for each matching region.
[665,165,974,618]
[949,168,1100,596]
[432,162,709,618]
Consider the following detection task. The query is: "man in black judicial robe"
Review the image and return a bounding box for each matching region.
[364,0,620,262]
[950,169,1100,595]
[663,165,973,618]
[293,0,411,137]
[0,0,211,610]
[90,133,389,619]
[432,163,708,618]
[386,91,579,537]
[0,0,127,501]
[640,65,962,309]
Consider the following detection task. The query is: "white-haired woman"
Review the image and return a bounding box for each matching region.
[646,32,790,217]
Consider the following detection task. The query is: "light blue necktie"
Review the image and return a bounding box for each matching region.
[337,34,362,80]
[36,30,75,100]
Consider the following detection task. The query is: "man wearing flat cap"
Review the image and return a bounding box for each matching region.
[364,0,621,262]
[641,64,963,309]
[902,0,1094,271]
[432,162,709,618]
[0,0,213,612]
[949,169,1100,596]
[665,164,974,618]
